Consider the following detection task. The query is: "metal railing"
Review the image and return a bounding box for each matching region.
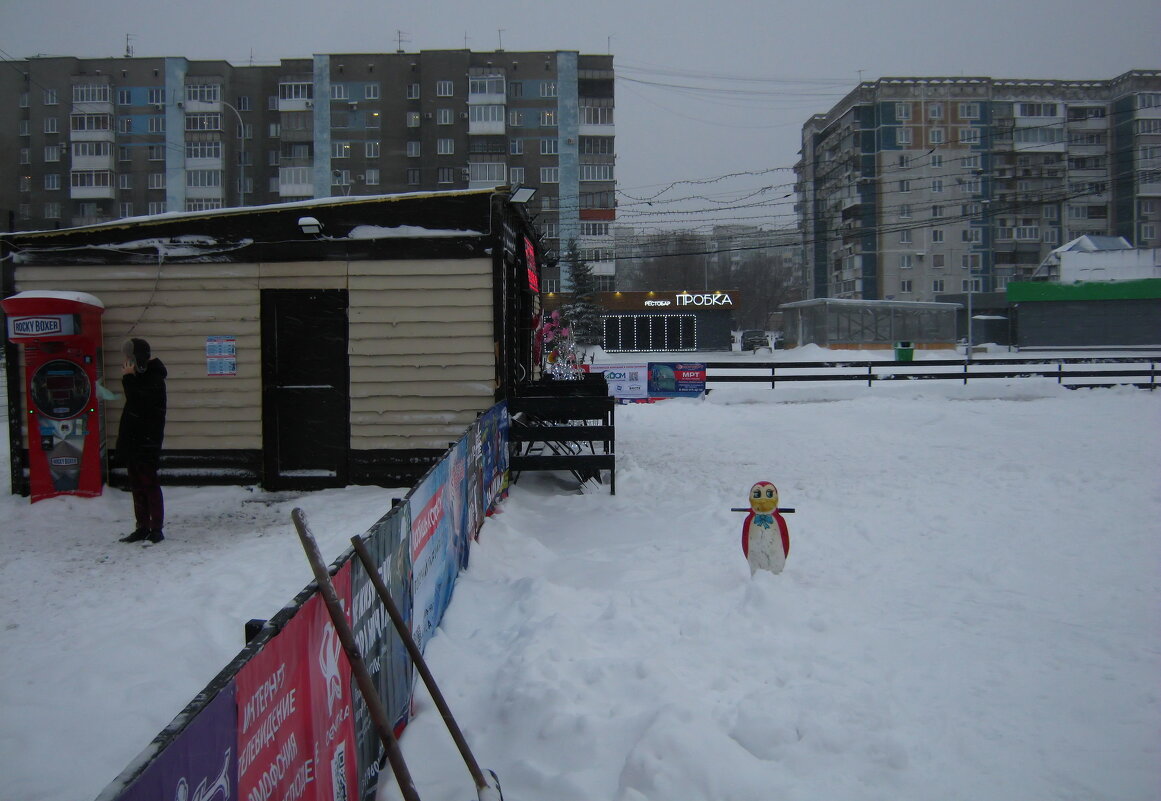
[703,355,1160,390]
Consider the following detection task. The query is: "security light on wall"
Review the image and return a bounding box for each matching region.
[298,216,322,235]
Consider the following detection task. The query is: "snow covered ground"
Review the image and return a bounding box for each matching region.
[1,349,1159,801]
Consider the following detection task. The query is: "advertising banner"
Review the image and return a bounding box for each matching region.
[350,507,413,801]
[236,564,359,801]
[116,684,238,801]
[647,363,707,398]
[479,402,508,513]
[409,459,458,654]
[589,364,648,399]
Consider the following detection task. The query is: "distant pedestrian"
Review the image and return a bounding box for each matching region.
[117,338,167,544]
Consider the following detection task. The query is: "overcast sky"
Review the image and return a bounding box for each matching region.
[3,0,1158,232]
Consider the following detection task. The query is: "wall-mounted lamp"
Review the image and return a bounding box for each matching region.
[509,185,537,205]
[298,216,323,235]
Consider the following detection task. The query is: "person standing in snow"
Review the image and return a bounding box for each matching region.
[117,338,168,544]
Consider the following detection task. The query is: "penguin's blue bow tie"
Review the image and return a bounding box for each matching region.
[753,513,774,528]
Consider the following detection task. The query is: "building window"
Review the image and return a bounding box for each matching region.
[932,179,944,193]
[186,84,221,103]
[436,80,454,97]
[540,166,560,183]
[932,279,945,293]
[900,279,912,293]
[44,174,61,190]
[1017,103,1058,117]
[437,108,454,125]
[149,173,166,189]
[364,83,380,100]
[962,155,980,170]
[931,205,943,218]
[186,170,221,188]
[898,204,911,218]
[929,128,945,145]
[509,110,524,127]
[580,164,615,181]
[148,201,167,215]
[581,222,610,236]
[44,202,61,219]
[509,167,524,185]
[407,83,420,99]
[897,128,912,145]
[930,229,944,243]
[541,138,559,155]
[959,127,980,145]
[899,180,911,193]
[120,202,134,217]
[185,113,221,131]
[438,167,455,184]
[406,168,421,186]
[900,254,913,269]
[332,141,351,158]
[71,170,113,188]
[962,228,982,243]
[43,88,58,105]
[962,253,982,271]
[365,141,380,158]
[44,145,61,162]
[470,105,505,123]
[932,254,945,269]
[1141,224,1156,241]
[510,138,524,155]
[541,81,558,97]
[186,140,222,159]
[332,170,351,186]
[148,116,166,133]
[896,103,911,120]
[470,163,506,183]
[71,113,111,131]
[279,82,313,101]
[931,154,943,168]
[330,84,348,100]
[437,138,454,155]
[148,144,165,161]
[469,77,504,95]
[541,110,557,127]
[119,174,132,190]
[928,103,943,119]
[958,102,980,119]
[406,141,421,157]
[581,106,614,125]
[899,230,912,244]
[73,84,110,103]
[364,168,379,185]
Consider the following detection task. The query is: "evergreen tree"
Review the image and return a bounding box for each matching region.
[560,239,604,345]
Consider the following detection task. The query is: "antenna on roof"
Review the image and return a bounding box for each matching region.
[396,30,410,54]
[124,34,135,59]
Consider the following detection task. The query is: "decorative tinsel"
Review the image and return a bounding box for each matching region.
[539,309,584,380]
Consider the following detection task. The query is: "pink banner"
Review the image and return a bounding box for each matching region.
[236,563,358,801]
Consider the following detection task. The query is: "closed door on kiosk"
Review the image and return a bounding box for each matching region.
[260,289,349,489]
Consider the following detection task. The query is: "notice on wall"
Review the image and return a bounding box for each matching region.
[206,335,237,377]
[648,363,707,398]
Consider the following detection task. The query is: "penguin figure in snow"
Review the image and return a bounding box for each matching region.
[742,481,790,575]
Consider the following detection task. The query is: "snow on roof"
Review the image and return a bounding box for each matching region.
[1050,235,1133,256]
[3,290,105,308]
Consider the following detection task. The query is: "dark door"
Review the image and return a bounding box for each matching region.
[261,289,349,489]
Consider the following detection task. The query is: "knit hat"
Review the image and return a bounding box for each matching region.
[122,338,151,373]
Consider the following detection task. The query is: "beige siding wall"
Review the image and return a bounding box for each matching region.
[11,256,494,454]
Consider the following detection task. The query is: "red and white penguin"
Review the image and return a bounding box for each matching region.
[741,481,790,575]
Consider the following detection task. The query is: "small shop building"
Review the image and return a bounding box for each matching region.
[780,297,961,350]
[2,188,543,494]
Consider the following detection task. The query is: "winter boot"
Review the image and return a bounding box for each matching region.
[146,530,165,544]
[119,529,150,543]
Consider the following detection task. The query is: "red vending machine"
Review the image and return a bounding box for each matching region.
[2,291,106,502]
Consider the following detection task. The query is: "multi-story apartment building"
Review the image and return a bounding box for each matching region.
[795,70,1161,301]
[0,50,615,289]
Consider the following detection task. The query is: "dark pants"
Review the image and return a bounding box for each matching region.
[128,457,164,532]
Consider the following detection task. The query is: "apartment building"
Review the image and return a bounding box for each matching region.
[0,50,615,289]
[795,70,1161,301]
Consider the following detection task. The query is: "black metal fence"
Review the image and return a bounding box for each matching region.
[703,355,1160,390]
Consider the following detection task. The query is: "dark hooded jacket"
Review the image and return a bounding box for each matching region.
[117,344,167,461]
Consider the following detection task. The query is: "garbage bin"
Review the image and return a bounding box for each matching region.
[894,341,914,361]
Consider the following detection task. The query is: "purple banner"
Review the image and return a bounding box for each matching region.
[117,684,237,801]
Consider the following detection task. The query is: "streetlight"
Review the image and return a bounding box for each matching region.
[219,100,246,207]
